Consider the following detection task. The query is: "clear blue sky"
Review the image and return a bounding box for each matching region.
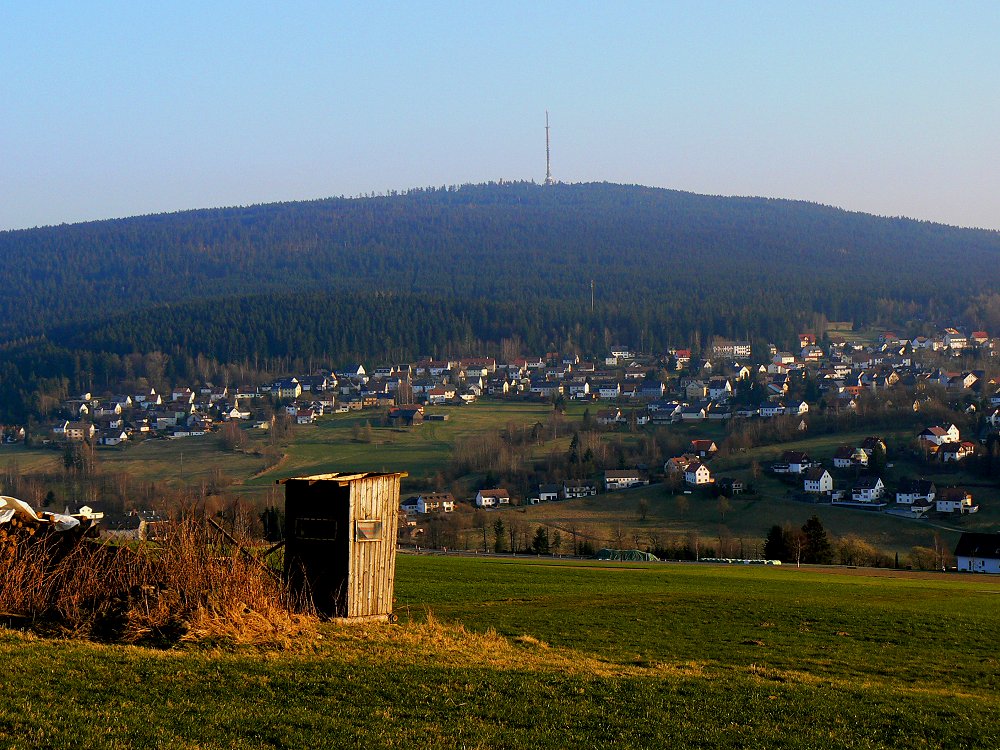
[3,1,1000,230]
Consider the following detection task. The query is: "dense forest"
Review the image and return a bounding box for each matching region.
[2,181,1000,420]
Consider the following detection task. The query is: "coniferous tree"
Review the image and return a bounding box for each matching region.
[802,515,834,564]
[764,525,790,562]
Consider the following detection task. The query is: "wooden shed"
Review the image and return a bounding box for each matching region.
[278,471,406,621]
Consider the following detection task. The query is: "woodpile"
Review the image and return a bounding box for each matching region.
[0,498,98,563]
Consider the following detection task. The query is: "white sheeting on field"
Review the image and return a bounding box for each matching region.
[0,496,80,531]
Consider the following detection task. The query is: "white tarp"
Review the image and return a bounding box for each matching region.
[0,495,80,532]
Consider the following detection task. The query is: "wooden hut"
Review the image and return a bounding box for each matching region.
[278,471,406,621]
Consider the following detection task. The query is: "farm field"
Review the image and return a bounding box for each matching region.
[1,556,998,749]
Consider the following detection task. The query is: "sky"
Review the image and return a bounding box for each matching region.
[3,1,1000,231]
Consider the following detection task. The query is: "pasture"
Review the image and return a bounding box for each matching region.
[0,556,997,748]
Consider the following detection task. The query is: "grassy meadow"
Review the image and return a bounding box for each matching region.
[1,555,998,749]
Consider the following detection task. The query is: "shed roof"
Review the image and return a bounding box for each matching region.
[277,471,407,485]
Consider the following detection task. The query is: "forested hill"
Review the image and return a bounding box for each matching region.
[3,181,1000,342]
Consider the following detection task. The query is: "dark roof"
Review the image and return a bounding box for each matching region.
[954,532,1000,560]
[938,487,971,501]
[853,475,883,489]
[605,469,644,479]
[897,478,936,495]
[781,451,810,463]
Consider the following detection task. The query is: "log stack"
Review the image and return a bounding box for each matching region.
[0,496,97,562]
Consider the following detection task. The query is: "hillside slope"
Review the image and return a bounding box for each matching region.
[3,182,1000,341]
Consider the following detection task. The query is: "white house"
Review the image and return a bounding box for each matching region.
[604,470,648,491]
[758,403,785,418]
[936,488,977,514]
[707,379,733,401]
[919,424,960,447]
[680,404,707,421]
[563,480,597,498]
[896,479,936,505]
[171,388,195,404]
[781,451,814,474]
[851,476,885,503]
[274,378,303,400]
[596,408,623,426]
[955,533,1000,574]
[785,401,810,416]
[943,328,967,351]
[598,383,622,400]
[475,489,511,508]
[538,484,561,503]
[336,364,367,379]
[939,441,976,463]
[684,461,713,486]
[98,429,129,446]
[803,467,833,495]
[833,446,868,469]
[416,493,455,514]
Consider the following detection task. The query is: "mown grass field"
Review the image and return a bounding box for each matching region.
[1,556,998,749]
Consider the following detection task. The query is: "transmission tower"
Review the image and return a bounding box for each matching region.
[544,111,554,185]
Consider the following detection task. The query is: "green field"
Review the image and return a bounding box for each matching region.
[250,401,584,485]
[1,556,998,749]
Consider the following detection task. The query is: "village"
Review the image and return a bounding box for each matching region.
[3,325,999,534]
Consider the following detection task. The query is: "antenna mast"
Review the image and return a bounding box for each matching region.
[544,111,553,185]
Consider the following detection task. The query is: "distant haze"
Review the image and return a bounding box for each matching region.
[3,3,1000,231]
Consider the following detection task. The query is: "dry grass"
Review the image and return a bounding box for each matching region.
[320,609,707,679]
[0,512,317,646]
